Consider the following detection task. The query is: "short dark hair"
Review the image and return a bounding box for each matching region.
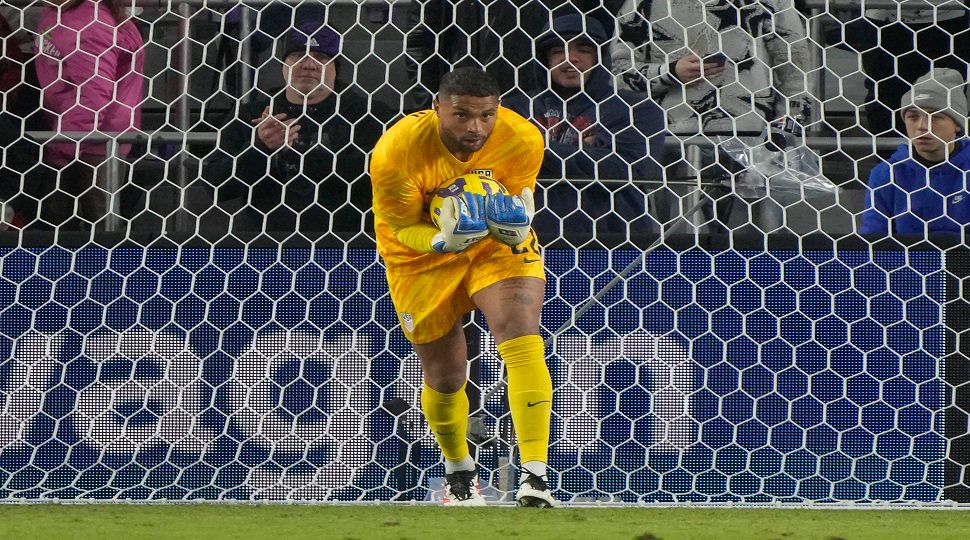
[437,67,500,99]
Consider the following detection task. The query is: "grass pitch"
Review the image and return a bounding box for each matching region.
[1,504,969,539]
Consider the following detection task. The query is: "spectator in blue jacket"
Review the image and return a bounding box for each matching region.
[860,68,970,237]
[503,12,665,242]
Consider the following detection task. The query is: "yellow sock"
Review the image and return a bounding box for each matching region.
[421,381,470,462]
[499,335,552,464]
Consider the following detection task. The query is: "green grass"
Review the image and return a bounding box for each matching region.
[1,504,969,540]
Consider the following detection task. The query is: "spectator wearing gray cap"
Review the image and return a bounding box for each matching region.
[845,1,969,138]
[202,19,391,237]
[860,68,970,236]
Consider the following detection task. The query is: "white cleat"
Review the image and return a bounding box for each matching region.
[515,473,558,508]
[442,470,487,506]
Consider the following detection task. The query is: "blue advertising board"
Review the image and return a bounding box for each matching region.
[0,246,947,502]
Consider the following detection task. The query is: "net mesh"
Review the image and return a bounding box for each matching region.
[0,0,967,504]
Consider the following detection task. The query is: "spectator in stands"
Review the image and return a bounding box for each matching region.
[611,0,811,135]
[610,0,812,233]
[219,2,328,97]
[0,12,23,101]
[404,1,620,112]
[0,11,28,228]
[34,0,145,231]
[860,68,970,236]
[202,19,389,235]
[847,2,970,137]
[0,6,38,60]
[3,8,64,231]
[0,102,57,230]
[503,12,665,240]
[1,8,46,131]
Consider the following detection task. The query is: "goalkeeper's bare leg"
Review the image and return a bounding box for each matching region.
[473,276,557,508]
[416,322,486,506]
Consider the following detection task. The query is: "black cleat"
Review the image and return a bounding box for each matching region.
[515,473,558,508]
[442,470,486,506]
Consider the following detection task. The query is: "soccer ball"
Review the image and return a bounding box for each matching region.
[429,173,507,228]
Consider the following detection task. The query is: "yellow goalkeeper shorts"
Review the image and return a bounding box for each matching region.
[385,233,545,345]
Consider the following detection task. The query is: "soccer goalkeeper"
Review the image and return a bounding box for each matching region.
[370,67,555,507]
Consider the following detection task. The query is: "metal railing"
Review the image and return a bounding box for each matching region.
[20,129,899,231]
[24,130,907,152]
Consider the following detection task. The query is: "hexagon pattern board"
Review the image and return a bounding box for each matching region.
[0,245,960,502]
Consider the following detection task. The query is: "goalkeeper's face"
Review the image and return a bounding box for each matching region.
[434,94,500,159]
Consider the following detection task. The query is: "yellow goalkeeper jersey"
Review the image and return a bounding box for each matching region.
[370,106,544,275]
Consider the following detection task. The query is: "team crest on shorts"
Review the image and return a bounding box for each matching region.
[470,169,492,178]
[400,312,415,332]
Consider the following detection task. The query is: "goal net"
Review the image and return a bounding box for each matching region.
[0,0,967,504]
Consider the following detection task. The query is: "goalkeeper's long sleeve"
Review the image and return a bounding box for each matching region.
[392,223,440,253]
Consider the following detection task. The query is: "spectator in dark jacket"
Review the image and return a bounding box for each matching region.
[202,20,389,235]
[503,12,665,241]
[404,0,621,112]
[860,68,970,237]
[0,104,57,230]
[0,12,23,101]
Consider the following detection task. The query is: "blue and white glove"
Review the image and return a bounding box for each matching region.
[486,188,535,246]
[431,194,489,253]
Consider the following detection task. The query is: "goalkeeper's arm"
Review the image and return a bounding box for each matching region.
[394,194,489,253]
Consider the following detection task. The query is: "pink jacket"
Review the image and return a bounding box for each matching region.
[34,1,145,166]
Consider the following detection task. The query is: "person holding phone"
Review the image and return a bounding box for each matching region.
[201,19,390,236]
[610,0,811,135]
[609,0,813,233]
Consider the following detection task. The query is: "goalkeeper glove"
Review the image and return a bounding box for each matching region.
[486,188,534,246]
[431,194,489,253]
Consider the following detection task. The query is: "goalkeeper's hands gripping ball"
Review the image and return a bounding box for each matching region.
[486,187,535,246]
[431,193,489,253]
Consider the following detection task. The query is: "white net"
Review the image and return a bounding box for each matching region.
[0,0,967,504]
